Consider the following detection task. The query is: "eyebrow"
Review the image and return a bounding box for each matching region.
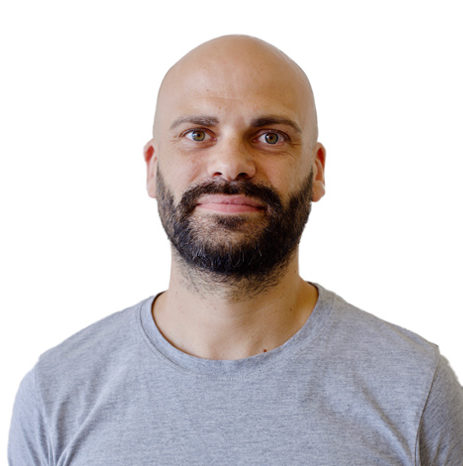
[168,114,302,134]
[251,116,302,134]
[169,115,219,130]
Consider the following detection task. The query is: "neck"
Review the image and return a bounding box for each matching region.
[152,249,318,360]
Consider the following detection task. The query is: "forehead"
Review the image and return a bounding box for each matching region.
[156,50,313,130]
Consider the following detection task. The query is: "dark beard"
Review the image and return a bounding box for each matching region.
[155,170,313,280]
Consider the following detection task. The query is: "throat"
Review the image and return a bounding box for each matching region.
[153,274,318,361]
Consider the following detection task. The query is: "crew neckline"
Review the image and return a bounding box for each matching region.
[138,282,334,377]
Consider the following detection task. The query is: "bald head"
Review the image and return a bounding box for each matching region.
[145,34,327,255]
[153,35,318,143]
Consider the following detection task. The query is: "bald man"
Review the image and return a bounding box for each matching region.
[9,36,463,465]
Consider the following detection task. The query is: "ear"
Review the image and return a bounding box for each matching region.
[311,143,326,202]
[144,138,157,199]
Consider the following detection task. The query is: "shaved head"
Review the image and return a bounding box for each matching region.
[145,35,326,290]
[153,35,318,144]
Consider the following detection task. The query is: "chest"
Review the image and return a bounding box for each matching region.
[51,372,418,465]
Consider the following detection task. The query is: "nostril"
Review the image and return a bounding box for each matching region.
[212,171,252,181]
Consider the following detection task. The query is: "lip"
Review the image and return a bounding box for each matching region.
[196,194,266,214]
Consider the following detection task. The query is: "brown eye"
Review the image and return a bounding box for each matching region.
[186,129,208,142]
[264,132,280,144]
[255,131,287,146]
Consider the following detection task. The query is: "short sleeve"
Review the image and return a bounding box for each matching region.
[8,368,53,466]
[417,355,463,465]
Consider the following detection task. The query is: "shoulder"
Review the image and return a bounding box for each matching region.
[35,296,153,391]
[321,285,439,367]
[315,285,463,462]
[315,284,441,406]
[9,297,155,460]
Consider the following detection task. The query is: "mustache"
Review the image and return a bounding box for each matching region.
[178,180,283,215]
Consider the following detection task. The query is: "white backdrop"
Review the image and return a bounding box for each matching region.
[1,0,462,455]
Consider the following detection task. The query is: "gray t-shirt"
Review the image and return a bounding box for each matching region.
[8,284,463,465]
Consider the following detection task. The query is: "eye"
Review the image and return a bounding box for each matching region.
[257,131,286,145]
[185,129,211,142]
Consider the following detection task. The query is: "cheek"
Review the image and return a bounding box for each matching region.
[160,143,204,177]
[264,160,313,204]
[261,162,298,192]
[159,159,203,203]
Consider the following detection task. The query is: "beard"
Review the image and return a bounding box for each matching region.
[155,169,313,281]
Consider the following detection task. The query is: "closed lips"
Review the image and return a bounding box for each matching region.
[196,195,266,212]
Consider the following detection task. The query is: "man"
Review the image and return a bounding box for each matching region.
[9,35,463,465]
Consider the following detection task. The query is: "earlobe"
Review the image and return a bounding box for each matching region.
[144,139,158,199]
[311,143,326,202]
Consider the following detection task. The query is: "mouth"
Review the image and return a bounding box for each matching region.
[195,194,266,214]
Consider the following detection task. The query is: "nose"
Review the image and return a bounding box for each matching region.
[206,137,257,181]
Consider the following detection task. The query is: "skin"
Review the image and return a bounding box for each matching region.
[144,35,326,360]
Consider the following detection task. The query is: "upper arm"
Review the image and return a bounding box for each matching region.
[8,368,53,466]
[417,354,463,465]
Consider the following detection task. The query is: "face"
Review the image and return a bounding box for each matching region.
[145,37,326,278]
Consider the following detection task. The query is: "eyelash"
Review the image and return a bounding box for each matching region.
[254,130,289,145]
[183,128,214,142]
[181,128,290,145]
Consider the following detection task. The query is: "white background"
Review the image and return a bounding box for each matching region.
[1,0,462,456]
